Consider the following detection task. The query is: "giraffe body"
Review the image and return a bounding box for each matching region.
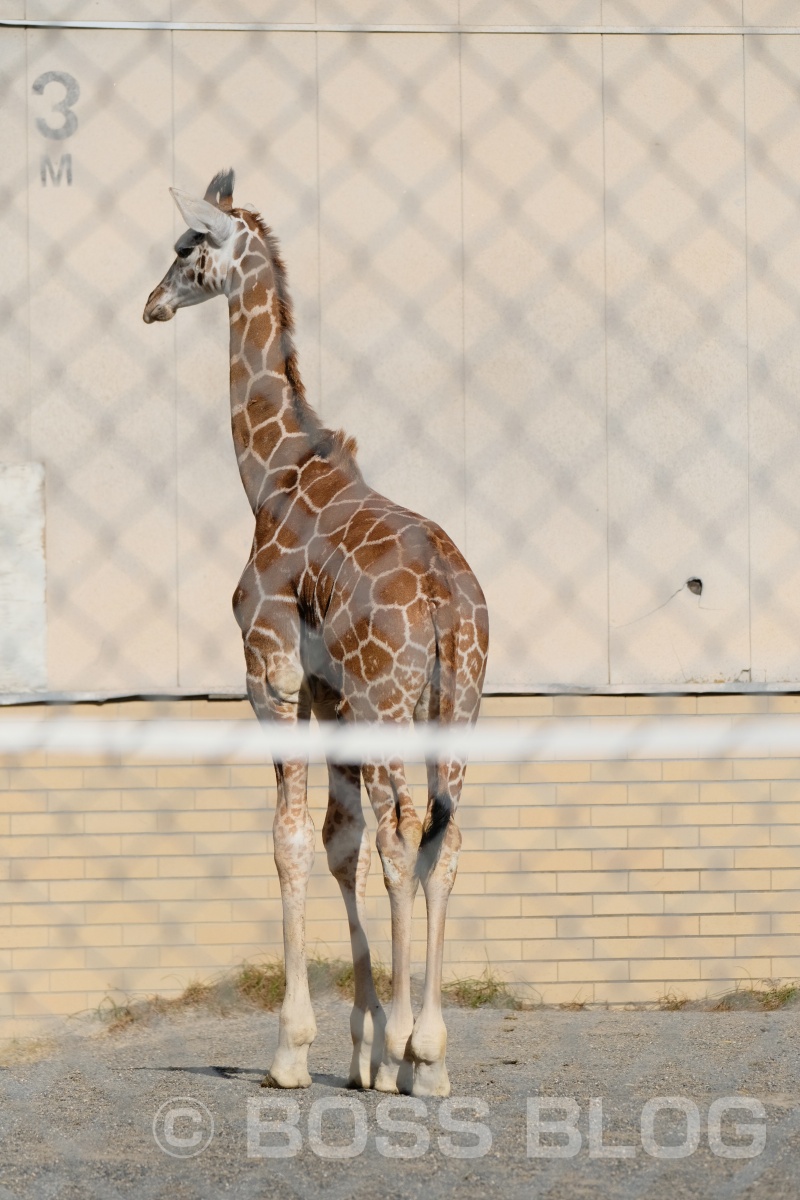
[144,171,488,1096]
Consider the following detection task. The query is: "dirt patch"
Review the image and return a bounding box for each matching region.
[2,1000,800,1199]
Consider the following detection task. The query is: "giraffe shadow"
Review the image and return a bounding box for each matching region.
[132,1064,262,1080]
[134,1064,350,1088]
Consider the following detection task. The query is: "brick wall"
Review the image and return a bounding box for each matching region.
[2,695,799,1033]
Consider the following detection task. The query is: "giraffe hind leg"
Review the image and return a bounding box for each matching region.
[409,762,464,1098]
[322,761,386,1088]
[361,758,422,1095]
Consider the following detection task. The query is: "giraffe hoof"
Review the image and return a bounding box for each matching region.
[372,1067,399,1094]
[411,1061,451,1098]
[346,1003,386,1089]
[347,1059,373,1090]
[348,1041,385,1090]
[374,1058,414,1095]
[261,1066,312,1089]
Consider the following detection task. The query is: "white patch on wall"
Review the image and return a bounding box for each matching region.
[0,463,47,692]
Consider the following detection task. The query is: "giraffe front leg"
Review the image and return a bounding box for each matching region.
[265,757,318,1089]
[322,762,386,1089]
[244,640,317,1091]
[409,816,462,1098]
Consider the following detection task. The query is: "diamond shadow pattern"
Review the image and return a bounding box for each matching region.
[2,23,800,694]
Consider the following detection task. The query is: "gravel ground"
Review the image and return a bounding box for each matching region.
[1,999,799,1199]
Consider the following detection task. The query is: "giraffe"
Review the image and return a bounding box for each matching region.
[143,170,488,1098]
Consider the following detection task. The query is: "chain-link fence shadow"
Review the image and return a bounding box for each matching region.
[4,10,800,1036]
[4,18,800,697]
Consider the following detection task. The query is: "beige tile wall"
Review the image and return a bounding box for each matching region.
[2,693,799,1034]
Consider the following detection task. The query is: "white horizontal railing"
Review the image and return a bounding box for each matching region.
[3,20,800,35]
[1,714,800,762]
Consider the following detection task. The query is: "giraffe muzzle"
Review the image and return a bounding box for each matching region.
[142,286,175,324]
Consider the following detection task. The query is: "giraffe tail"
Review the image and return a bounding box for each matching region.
[419,790,453,853]
[419,601,462,856]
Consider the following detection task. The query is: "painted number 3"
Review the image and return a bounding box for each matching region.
[32,71,80,140]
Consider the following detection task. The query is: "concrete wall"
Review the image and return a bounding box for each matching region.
[3,693,800,1034]
[3,11,800,693]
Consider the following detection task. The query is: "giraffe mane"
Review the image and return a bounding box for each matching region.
[241,209,363,483]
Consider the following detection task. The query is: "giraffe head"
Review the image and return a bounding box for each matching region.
[143,169,247,323]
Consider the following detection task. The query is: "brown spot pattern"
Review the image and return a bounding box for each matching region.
[144,171,489,1097]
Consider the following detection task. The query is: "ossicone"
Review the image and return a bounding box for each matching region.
[204,168,235,212]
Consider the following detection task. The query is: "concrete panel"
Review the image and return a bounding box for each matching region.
[744,1,800,23]
[25,0,171,18]
[0,464,46,691]
[145,223,246,694]
[602,0,743,25]
[26,29,177,691]
[171,0,315,20]
[318,0,459,22]
[5,25,798,697]
[0,29,30,463]
[317,32,465,547]
[745,34,800,683]
[461,34,608,690]
[172,32,319,689]
[461,1,600,24]
[605,35,749,685]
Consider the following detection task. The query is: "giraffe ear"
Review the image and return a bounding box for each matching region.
[169,188,235,247]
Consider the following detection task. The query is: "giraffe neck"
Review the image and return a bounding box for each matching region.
[227,245,312,514]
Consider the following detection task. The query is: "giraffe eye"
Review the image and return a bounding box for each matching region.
[174,231,205,259]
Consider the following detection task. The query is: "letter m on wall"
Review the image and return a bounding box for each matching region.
[40,153,72,186]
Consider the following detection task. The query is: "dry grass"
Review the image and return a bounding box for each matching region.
[0,1037,57,1067]
[98,961,800,1030]
[654,979,800,1013]
[317,955,393,1005]
[442,965,520,1010]
[759,982,800,1009]
[234,960,285,1011]
[100,961,284,1033]
[659,991,692,1011]
[98,956,520,1032]
[712,979,800,1012]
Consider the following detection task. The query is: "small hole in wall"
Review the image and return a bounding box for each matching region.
[686,577,703,596]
